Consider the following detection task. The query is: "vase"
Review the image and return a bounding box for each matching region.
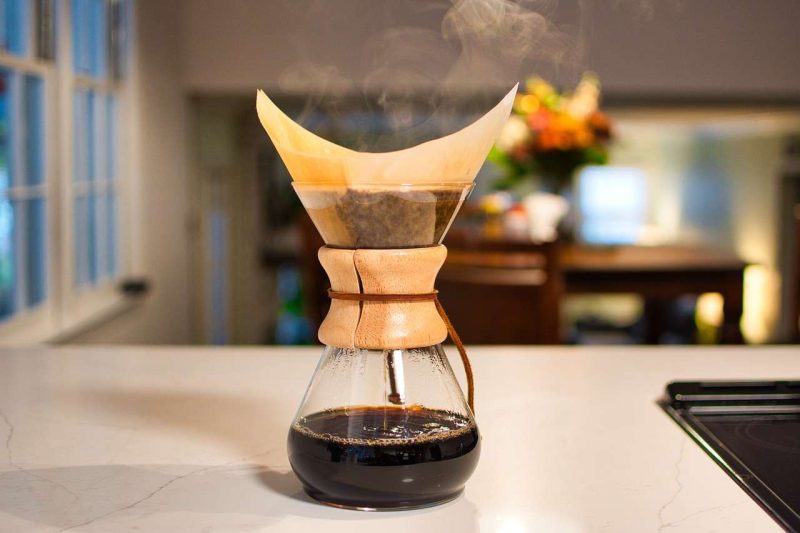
[521,192,570,242]
[511,170,575,242]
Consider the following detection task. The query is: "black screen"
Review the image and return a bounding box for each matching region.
[697,414,800,513]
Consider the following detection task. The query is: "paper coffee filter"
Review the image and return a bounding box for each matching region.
[256,85,517,186]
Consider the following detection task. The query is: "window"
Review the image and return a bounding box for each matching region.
[0,0,132,340]
[0,1,48,323]
[72,0,122,287]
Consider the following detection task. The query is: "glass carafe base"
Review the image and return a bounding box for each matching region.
[288,344,479,511]
[288,403,480,512]
[303,487,464,511]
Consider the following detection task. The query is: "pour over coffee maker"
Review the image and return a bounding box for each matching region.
[256,86,516,510]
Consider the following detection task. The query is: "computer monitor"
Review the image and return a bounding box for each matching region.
[577,166,647,245]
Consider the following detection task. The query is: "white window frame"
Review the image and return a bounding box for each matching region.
[0,7,59,342]
[0,0,135,343]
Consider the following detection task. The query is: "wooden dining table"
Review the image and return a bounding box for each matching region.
[446,227,748,344]
[560,244,748,344]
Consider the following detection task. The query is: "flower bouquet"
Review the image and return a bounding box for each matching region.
[488,73,613,193]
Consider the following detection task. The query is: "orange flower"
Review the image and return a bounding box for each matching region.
[551,113,579,132]
[574,126,594,148]
[514,94,540,115]
[554,131,573,150]
[536,130,557,150]
[527,109,551,132]
[589,111,612,139]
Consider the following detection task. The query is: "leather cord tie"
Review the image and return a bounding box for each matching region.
[327,288,475,413]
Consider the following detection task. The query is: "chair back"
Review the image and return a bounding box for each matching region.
[439,231,563,344]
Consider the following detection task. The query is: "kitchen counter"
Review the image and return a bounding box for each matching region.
[0,345,795,532]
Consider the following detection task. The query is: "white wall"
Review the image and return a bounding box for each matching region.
[179,0,800,97]
[586,1,800,97]
[69,0,193,344]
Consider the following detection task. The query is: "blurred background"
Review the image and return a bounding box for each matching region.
[0,0,798,347]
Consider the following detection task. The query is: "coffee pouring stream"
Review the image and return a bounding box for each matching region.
[256,85,517,510]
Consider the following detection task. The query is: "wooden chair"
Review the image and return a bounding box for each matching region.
[438,232,563,344]
[793,204,800,342]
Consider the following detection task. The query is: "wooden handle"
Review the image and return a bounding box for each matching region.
[318,246,448,349]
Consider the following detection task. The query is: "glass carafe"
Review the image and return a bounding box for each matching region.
[288,345,479,510]
[255,85,517,510]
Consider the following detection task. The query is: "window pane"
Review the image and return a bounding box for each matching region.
[0,197,15,320]
[25,197,45,306]
[73,88,94,183]
[105,188,116,276]
[34,0,56,61]
[109,0,128,79]
[71,0,89,74]
[0,1,5,54]
[106,94,116,179]
[87,91,95,181]
[3,0,30,56]
[87,191,97,283]
[0,70,10,190]
[73,193,89,286]
[23,74,44,186]
[73,87,101,287]
[93,92,105,180]
[93,188,104,277]
[72,0,106,77]
[73,89,85,182]
[91,0,107,78]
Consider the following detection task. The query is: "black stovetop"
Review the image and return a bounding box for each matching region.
[660,381,800,532]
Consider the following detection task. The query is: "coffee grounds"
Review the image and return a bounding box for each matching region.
[301,188,466,248]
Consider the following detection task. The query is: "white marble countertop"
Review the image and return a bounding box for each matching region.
[0,345,796,532]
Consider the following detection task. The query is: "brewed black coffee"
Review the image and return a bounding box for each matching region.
[288,405,480,509]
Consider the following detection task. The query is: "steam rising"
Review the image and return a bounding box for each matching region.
[278,0,584,150]
[441,0,574,84]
